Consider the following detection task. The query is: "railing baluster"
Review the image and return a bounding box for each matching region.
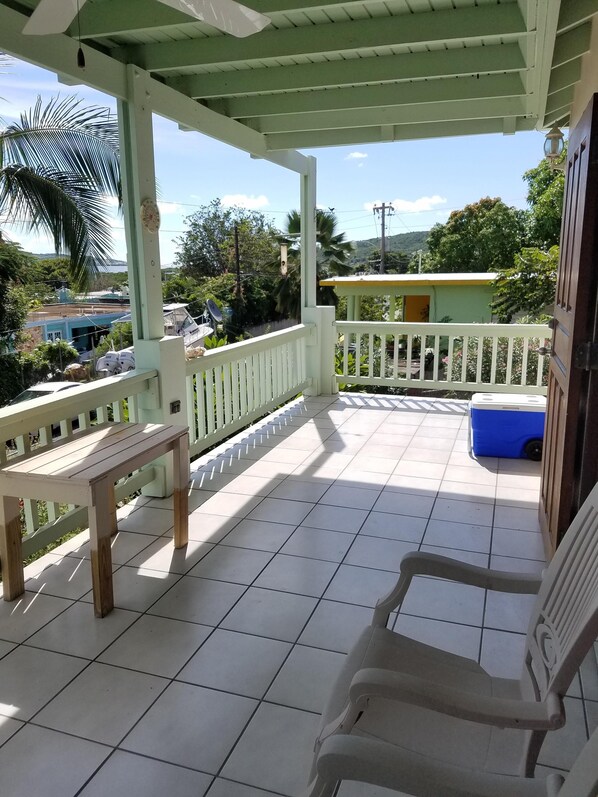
[368,333,374,378]
[461,335,469,384]
[223,363,232,426]
[432,334,440,382]
[506,337,514,385]
[214,365,224,429]
[521,337,530,386]
[476,336,484,385]
[231,360,240,421]
[490,337,499,385]
[205,369,216,434]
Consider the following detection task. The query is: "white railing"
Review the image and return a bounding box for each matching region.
[186,324,311,457]
[0,370,158,559]
[336,322,551,395]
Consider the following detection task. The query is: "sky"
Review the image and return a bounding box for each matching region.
[1,56,549,267]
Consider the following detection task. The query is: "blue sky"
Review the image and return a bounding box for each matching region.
[1,57,548,266]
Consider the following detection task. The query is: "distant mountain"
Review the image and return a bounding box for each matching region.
[348,230,429,268]
[29,253,129,272]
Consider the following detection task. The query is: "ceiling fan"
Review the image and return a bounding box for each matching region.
[23,0,271,38]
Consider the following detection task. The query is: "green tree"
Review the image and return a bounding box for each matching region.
[1,95,121,289]
[0,239,30,353]
[424,197,525,273]
[282,208,354,276]
[274,208,353,319]
[491,246,559,322]
[174,199,279,280]
[522,152,566,248]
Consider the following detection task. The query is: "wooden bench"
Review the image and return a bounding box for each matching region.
[0,422,189,617]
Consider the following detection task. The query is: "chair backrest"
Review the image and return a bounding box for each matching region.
[523,481,598,701]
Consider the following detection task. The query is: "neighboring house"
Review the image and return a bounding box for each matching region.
[320,273,496,323]
[24,302,130,355]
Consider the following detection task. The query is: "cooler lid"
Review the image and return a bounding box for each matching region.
[470,393,547,412]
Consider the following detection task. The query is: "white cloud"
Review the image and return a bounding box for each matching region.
[158,201,182,215]
[346,152,368,160]
[221,194,269,210]
[363,195,447,213]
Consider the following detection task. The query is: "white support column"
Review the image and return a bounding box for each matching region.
[300,156,318,313]
[118,65,165,343]
[299,156,337,396]
[118,65,187,496]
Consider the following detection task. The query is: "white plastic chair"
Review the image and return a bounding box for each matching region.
[306,482,598,797]
[315,724,598,797]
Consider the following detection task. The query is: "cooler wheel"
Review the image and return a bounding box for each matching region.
[524,438,543,461]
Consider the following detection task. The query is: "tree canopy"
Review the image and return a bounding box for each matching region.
[0,239,30,353]
[423,197,526,273]
[522,153,566,249]
[274,208,353,319]
[491,246,559,322]
[1,95,121,289]
[174,199,279,280]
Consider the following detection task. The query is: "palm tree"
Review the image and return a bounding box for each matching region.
[274,208,354,319]
[283,208,354,276]
[1,94,120,289]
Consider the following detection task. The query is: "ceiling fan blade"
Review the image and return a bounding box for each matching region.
[23,0,89,34]
[158,0,270,38]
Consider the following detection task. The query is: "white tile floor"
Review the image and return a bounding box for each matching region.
[1,393,596,797]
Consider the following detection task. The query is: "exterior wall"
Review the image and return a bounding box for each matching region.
[25,310,129,352]
[334,283,494,323]
[433,284,494,322]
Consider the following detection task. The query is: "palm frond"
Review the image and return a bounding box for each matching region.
[1,164,114,288]
[1,95,120,204]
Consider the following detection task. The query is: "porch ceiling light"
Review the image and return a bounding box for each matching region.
[544,126,565,166]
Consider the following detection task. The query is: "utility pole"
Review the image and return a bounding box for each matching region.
[372,202,394,273]
[234,224,241,296]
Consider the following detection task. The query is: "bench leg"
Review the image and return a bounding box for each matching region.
[172,434,189,549]
[0,495,25,601]
[89,481,116,617]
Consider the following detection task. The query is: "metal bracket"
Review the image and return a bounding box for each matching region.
[574,342,598,371]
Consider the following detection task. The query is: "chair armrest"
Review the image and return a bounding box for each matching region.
[316,735,551,797]
[373,551,543,624]
[349,668,564,731]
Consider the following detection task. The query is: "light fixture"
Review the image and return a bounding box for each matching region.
[544,126,565,168]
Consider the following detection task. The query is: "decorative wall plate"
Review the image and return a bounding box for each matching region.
[140,198,161,233]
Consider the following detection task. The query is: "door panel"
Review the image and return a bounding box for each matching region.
[540,94,598,554]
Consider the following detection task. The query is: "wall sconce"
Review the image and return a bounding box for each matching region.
[544,126,565,170]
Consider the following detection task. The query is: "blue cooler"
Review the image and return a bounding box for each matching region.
[470,393,547,460]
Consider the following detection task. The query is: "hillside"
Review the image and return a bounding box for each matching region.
[347,230,429,267]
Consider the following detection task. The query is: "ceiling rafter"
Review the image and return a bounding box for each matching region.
[167,43,526,99]
[209,74,525,119]
[76,0,370,38]
[119,4,527,72]
[264,116,537,150]
[247,97,528,135]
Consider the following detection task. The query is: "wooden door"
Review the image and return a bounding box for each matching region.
[540,94,598,554]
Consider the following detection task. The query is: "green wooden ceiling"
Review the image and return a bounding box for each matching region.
[2,0,597,152]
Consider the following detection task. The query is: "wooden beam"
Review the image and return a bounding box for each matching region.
[77,0,370,38]
[0,4,308,173]
[548,58,583,94]
[167,43,526,99]
[558,0,598,34]
[247,97,528,134]
[212,74,525,118]
[124,4,527,72]
[264,117,536,149]
[552,23,593,67]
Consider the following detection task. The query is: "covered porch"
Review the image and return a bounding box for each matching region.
[2,0,598,794]
[4,392,596,797]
